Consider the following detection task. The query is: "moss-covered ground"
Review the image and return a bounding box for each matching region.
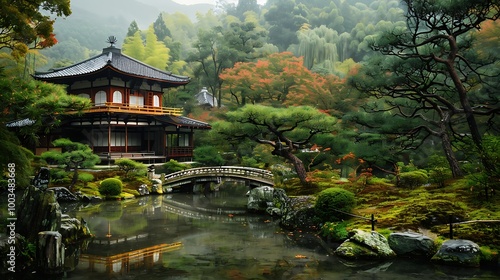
[280,170,500,250]
[49,168,152,200]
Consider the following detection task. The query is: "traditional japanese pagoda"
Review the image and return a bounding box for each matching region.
[33,36,210,163]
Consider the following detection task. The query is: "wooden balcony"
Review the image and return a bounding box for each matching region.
[71,102,183,116]
[167,146,194,158]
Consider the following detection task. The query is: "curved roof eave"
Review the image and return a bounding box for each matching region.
[33,47,190,86]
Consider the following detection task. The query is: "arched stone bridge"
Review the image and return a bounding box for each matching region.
[163,166,274,189]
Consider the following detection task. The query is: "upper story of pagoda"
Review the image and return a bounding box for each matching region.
[33,37,190,116]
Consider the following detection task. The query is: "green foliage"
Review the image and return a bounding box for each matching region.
[315,187,356,223]
[481,135,500,178]
[241,156,265,168]
[426,155,453,187]
[49,169,71,184]
[399,170,429,188]
[0,130,34,189]
[0,77,89,189]
[78,172,94,186]
[41,138,100,188]
[163,159,191,173]
[0,0,71,57]
[320,221,349,242]
[193,146,225,166]
[480,246,499,265]
[99,178,123,196]
[114,158,146,178]
[397,161,420,172]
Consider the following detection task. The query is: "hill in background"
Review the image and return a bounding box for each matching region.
[40,0,212,69]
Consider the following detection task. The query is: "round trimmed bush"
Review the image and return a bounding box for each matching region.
[399,170,428,188]
[315,187,356,223]
[99,178,123,196]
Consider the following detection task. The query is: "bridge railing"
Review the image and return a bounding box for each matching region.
[164,166,274,183]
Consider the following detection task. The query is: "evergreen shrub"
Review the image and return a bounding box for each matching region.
[315,187,356,223]
[399,170,428,188]
[99,178,123,196]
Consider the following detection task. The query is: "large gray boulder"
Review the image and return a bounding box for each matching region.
[431,239,481,267]
[247,186,275,212]
[335,229,396,260]
[388,232,435,258]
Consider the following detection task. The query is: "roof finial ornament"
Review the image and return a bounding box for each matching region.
[107,36,117,47]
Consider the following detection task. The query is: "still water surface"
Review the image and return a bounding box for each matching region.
[59,184,498,280]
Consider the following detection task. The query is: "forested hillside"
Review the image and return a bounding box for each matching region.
[39,0,213,69]
[2,0,499,192]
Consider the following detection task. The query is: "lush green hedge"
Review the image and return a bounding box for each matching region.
[315,187,356,223]
[99,178,123,196]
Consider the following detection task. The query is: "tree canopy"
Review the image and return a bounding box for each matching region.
[351,0,500,177]
[41,138,100,189]
[213,105,338,186]
[0,76,90,189]
[0,0,71,58]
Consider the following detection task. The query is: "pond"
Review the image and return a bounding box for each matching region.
[6,183,500,279]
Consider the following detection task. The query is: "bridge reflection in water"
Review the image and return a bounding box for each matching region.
[78,242,181,275]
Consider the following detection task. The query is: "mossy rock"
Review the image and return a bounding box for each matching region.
[335,230,396,260]
[431,239,481,267]
[335,241,380,259]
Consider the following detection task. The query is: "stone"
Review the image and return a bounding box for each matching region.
[266,207,282,216]
[279,195,317,231]
[16,186,62,241]
[431,239,481,267]
[32,167,50,190]
[51,186,78,202]
[138,184,150,195]
[37,231,65,275]
[151,184,163,194]
[59,215,91,244]
[247,186,275,212]
[388,232,435,258]
[335,229,396,260]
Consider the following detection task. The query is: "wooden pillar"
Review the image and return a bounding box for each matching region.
[90,122,95,150]
[190,127,194,147]
[108,118,111,154]
[162,129,166,157]
[125,125,128,153]
[147,122,151,152]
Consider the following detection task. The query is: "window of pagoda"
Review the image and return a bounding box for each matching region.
[153,95,160,107]
[113,90,123,103]
[95,90,107,106]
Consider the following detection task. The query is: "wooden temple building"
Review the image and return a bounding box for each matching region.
[32,37,210,163]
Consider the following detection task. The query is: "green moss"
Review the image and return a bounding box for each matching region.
[122,188,140,196]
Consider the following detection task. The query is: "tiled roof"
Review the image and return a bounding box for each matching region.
[195,87,218,107]
[33,46,190,85]
[155,115,211,129]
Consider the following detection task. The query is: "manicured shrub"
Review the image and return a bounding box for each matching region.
[78,172,94,187]
[163,159,191,173]
[115,158,146,177]
[99,178,123,196]
[320,221,349,242]
[399,170,428,188]
[315,187,356,223]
